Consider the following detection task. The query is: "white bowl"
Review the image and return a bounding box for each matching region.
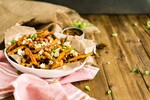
[4,49,85,78]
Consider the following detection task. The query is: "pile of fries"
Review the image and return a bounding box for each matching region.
[6,30,93,69]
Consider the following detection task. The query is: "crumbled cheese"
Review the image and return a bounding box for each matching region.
[49,40,53,43]
[27,38,32,42]
[53,51,60,57]
[70,50,78,56]
[39,49,44,55]
[17,49,25,56]
[63,42,71,47]
[34,41,37,44]
[48,60,53,65]
[22,40,26,44]
[40,63,46,68]
[52,48,60,57]
[34,44,42,49]
[41,41,47,46]
[57,41,61,44]
[8,42,11,46]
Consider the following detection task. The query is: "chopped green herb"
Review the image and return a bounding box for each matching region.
[107,89,112,94]
[91,53,95,56]
[10,39,16,44]
[73,48,77,51]
[65,47,72,50]
[130,68,140,74]
[53,48,60,53]
[85,85,90,91]
[73,22,91,29]
[61,44,65,47]
[37,53,41,57]
[31,33,37,39]
[146,21,150,30]
[16,70,22,75]
[111,33,118,37]
[68,61,70,64]
[143,71,150,76]
[147,21,150,27]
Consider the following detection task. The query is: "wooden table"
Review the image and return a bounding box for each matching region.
[1,1,150,100]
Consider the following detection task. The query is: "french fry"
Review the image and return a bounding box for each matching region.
[24,48,39,66]
[6,43,17,53]
[33,54,41,60]
[56,50,70,62]
[17,35,29,46]
[51,60,63,69]
[50,38,59,46]
[37,30,54,38]
[68,52,93,62]
[43,52,51,59]
[8,46,25,55]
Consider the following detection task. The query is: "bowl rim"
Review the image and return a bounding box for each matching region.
[62,27,84,37]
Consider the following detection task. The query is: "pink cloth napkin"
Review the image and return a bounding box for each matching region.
[0,51,99,100]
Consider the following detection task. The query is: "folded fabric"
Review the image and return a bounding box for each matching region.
[0,51,99,100]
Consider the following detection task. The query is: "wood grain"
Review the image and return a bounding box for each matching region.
[81,15,150,99]
[0,1,150,100]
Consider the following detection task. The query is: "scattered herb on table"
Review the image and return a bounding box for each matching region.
[106,89,112,94]
[31,33,37,39]
[73,22,91,29]
[143,70,150,76]
[111,33,118,37]
[16,70,23,75]
[145,20,150,31]
[85,85,90,91]
[147,21,150,27]
[130,68,141,74]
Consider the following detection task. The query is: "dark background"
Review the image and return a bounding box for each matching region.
[36,0,150,14]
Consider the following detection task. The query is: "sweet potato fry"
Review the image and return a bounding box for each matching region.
[50,38,59,46]
[56,50,70,62]
[68,52,93,62]
[17,35,29,46]
[37,30,54,38]
[8,46,25,55]
[33,54,41,60]
[51,60,63,69]
[43,52,51,59]
[6,43,17,53]
[24,48,39,66]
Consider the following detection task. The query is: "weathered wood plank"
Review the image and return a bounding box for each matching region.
[82,15,150,100]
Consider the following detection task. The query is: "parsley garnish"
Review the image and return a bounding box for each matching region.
[106,89,112,94]
[73,22,91,29]
[130,68,141,74]
[85,85,90,91]
[143,71,150,76]
[10,39,16,44]
[16,70,22,75]
[31,33,37,39]
[111,33,118,37]
[65,47,72,50]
